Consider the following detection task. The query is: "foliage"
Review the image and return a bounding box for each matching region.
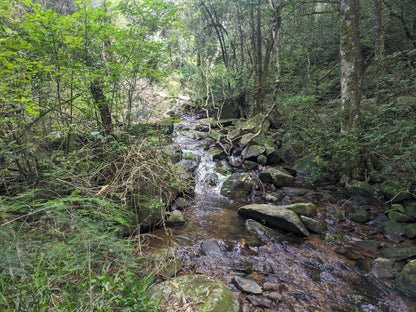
[0,192,160,311]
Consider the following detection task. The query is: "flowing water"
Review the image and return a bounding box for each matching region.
[145,116,416,312]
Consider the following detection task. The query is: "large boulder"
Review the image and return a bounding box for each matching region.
[242,145,266,159]
[238,204,309,236]
[148,275,240,312]
[220,173,254,199]
[258,168,295,187]
[395,260,416,300]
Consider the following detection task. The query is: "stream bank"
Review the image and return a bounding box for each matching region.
[143,114,416,312]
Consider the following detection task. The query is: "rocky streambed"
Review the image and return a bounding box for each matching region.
[143,114,416,312]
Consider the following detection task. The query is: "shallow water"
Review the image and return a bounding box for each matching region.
[145,116,416,311]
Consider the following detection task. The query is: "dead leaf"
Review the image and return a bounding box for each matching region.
[170,281,179,289]
[96,185,109,195]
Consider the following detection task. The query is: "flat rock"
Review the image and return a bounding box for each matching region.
[382,246,416,261]
[247,295,272,308]
[232,276,262,294]
[285,202,317,217]
[238,204,309,236]
[148,275,240,312]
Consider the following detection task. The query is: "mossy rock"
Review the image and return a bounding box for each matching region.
[351,207,369,223]
[346,180,377,198]
[285,202,317,217]
[148,275,240,312]
[405,223,416,239]
[380,181,412,203]
[405,203,416,220]
[395,260,416,300]
[220,173,254,199]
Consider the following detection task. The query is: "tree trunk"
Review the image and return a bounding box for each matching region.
[90,79,113,135]
[340,0,364,180]
[340,0,363,133]
[374,0,384,64]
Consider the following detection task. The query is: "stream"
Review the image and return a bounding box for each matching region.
[145,115,416,312]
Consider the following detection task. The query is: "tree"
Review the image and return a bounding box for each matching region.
[340,0,364,179]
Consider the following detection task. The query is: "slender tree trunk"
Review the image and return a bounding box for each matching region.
[340,0,364,180]
[90,79,113,135]
[340,0,363,133]
[374,0,384,64]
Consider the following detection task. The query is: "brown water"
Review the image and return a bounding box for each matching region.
[143,117,416,312]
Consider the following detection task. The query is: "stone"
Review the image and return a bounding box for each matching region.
[174,197,188,210]
[406,203,416,219]
[247,295,272,308]
[382,247,416,261]
[351,240,380,252]
[257,154,268,166]
[148,275,240,312]
[300,216,327,234]
[238,204,309,236]
[380,181,412,203]
[405,223,416,239]
[382,220,406,237]
[267,291,283,302]
[326,206,346,223]
[200,240,222,256]
[395,260,416,300]
[242,144,266,159]
[166,210,185,227]
[281,187,314,197]
[258,168,294,187]
[285,202,317,217]
[243,161,259,170]
[351,207,369,223]
[388,211,411,222]
[220,173,254,199]
[232,276,262,294]
[245,219,278,240]
[370,258,395,279]
[346,180,377,199]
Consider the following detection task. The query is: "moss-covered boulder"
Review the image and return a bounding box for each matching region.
[405,223,416,239]
[148,275,240,312]
[220,173,254,199]
[238,204,309,236]
[346,180,377,198]
[380,181,412,203]
[285,202,317,217]
[382,247,416,261]
[395,260,416,300]
[165,210,185,227]
[300,216,327,234]
[351,207,369,223]
[257,168,295,187]
[242,144,266,159]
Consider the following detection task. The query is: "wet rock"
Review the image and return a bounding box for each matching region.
[220,173,254,199]
[285,202,317,217]
[257,154,268,166]
[232,276,262,294]
[209,148,226,161]
[166,210,185,227]
[148,274,240,312]
[200,240,222,256]
[382,246,416,261]
[395,260,416,300]
[202,173,218,186]
[405,202,416,220]
[267,291,283,302]
[242,144,266,159]
[229,155,242,167]
[300,216,327,234]
[382,220,406,238]
[247,295,272,308]
[245,219,278,240]
[238,204,309,236]
[315,190,337,203]
[346,180,377,199]
[258,168,295,187]
[243,161,259,170]
[351,207,369,223]
[264,191,283,203]
[405,223,416,239]
[370,258,395,279]
[281,187,314,197]
[174,197,188,210]
[263,282,280,291]
[351,240,380,252]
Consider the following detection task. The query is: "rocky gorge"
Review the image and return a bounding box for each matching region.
[143,112,416,312]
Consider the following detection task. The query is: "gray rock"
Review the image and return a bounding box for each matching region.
[200,240,222,256]
[405,223,416,239]
[238,204,309,236]
[148,275,240,312]
[166,210,185,227]
[281,187,314,197]
[326,206,346,223]
[388,211,411,222]
[285,202,317,217]
[300,216,327,234]
[220,173,254,199]
[395,260,416,300]
[174,197,188,210]
[242,145,266,159]
[382,247,416,261]
[258,168,294,187]
[245,219,278,240]
[370,258,395,279]
[346,180,377,198]
[382,220,406,237]
[257,154,268,166]
[351,240,380,252]
[405,203,416,219]
[351,207,369,223]
[243,161,259,170]
[232,276,262,294]
[247,295,272,308]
